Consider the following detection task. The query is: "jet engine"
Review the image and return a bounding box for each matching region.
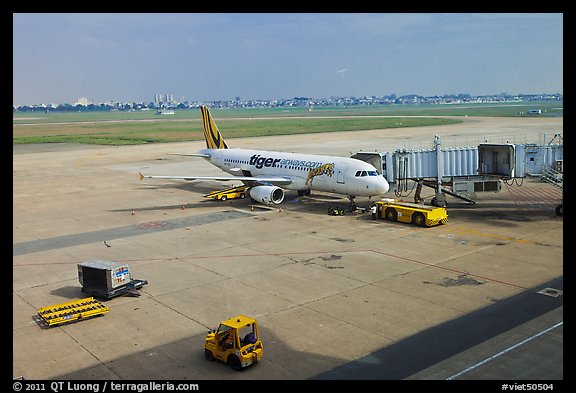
[249,186,285,205]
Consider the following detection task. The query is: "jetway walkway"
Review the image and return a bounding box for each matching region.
[353,133,563,207]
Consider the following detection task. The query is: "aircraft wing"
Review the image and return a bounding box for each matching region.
[139,172,292,186]
[168,153,211,158]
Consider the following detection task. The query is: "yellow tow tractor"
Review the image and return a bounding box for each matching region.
[375,198,448,227]
[204,315,263,371]
[204,185,248,201]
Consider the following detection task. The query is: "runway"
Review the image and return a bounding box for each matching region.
[13,116,563,381]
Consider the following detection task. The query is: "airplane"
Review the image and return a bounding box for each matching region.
[139,106,390,207]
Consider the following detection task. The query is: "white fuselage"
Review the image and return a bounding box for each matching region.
[199,148,390,197]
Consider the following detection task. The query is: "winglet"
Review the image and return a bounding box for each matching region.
[139,172,144,181]
[200,106,228,149]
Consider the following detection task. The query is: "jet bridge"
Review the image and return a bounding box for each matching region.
[352,134,563,207]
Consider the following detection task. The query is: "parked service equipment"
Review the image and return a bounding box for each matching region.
[78,260,148,300]
[204,315,264,370]
[37,297,109,327]
[204,185,248,201]
[375,199,448,227]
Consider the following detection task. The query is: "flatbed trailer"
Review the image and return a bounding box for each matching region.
[37,297,109,327]
[375,199,448,227]
[204,185,248,201]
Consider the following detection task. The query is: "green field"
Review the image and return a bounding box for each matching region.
[13,102,562,146]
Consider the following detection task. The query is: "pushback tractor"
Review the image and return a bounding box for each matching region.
[375,199,448,227]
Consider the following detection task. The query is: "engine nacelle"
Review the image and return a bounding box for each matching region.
[249,186,285,205]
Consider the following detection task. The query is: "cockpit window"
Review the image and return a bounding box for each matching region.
[356,170,378,177]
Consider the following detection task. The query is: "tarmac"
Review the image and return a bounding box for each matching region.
[13,116,563,382]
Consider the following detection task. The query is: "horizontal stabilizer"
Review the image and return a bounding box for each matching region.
[168,153,211,158]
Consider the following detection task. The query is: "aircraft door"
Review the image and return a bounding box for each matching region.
[337,166,345,184]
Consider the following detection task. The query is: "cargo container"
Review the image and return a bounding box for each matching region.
[78,260,147,299]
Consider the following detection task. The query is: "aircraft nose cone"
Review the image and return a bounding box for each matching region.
[378,178,390,194]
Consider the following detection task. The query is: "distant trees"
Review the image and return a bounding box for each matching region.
[14,93,563,113]
[13,102,159,113]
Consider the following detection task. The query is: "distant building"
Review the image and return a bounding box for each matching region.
[75,97,90,106]
[154,93,174,106]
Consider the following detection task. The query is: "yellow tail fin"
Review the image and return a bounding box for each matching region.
[200,106,228,149]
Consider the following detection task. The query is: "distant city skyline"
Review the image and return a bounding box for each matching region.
[13,13,563,106]
[13,92,563,110]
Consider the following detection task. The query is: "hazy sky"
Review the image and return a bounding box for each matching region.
[13,13,563,106]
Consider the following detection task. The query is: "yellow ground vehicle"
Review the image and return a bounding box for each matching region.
[204,315,263,370]
[204,185,247,201]
[37,297,109,327]
[375,199,448,227]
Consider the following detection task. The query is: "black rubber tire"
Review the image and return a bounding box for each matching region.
[555,204,563,217]
[227,355,242,371]
[431,197,447,208]
[412,212,426,227]
[385,207,397,222]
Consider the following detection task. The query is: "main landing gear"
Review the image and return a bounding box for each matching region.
[347,196,357,211]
